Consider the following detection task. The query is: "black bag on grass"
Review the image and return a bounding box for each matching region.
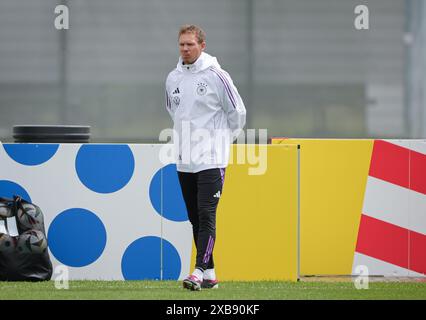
[0,196,52,281]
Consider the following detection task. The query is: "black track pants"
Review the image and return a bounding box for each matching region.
[178,168,226,271]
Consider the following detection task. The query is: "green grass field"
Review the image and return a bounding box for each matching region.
[0,280,425,300]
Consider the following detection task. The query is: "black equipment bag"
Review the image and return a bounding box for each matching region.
[0,196,53,281]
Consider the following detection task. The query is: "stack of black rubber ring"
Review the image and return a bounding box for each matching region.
[13,125,91,143]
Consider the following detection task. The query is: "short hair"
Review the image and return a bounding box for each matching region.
[178,24,206,44]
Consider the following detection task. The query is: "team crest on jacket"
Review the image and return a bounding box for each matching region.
[197,82,208,96]
[173,96,180,106]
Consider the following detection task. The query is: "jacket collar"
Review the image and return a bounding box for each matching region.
[176,52,219,73]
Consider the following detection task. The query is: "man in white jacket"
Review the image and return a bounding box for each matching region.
[166,25,246,291]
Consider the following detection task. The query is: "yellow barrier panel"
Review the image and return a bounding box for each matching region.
[191,144,300,281]
[272,139,373,275]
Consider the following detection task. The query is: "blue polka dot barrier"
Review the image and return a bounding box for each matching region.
[3,144,59,166]
[76,144,135,194]
[0,180,31,202]
[48,208,107,267]
[0,143,192,280]
[149,164,188,222]
[121,236,181,280]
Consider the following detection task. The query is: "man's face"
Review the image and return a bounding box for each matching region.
[179,32,205,64]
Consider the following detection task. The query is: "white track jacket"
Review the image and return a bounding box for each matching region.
[166,52,246,173]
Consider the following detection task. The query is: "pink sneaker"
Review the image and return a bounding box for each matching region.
[183,274,202,291]
[201,279,219,289]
